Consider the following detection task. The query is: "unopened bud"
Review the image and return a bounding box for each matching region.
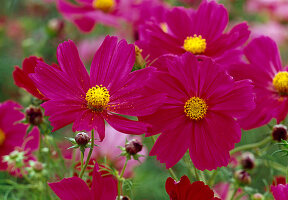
[75,132,90,146]
[122,197,130,200]
[240,152,255,170]
[272,124,288,141]
[125,139,143,155]
[252,193,264,200]
[26,106,43,125]
[33,161,44,172]
[234,170,251,185]
[134,45,145,69]
[47,18,64,35]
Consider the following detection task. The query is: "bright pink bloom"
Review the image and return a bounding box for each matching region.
[271,184,288,200]
[136,1,250,66]
[30,36,164,141]
[0,101,40,171]
[140,53,255,170]
[49,162,117,200]
[13,56,47,100]
[228,36,288,130]
[57,0,136,32]
[166,175,220,200]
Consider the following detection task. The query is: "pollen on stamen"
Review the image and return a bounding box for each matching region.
[183,34,206,54]
[92,0,115,12]
[273,71,288,96]
[184,97,208,120]
[85,85,110,112]
[0,129,5,146]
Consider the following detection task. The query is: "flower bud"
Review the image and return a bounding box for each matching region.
[47,18,64,36]
[234,170,251,185]
[272,124,288,141]
[75,132,90,146]
[25,106,43,125]
[125,139,143,155]
[33,161,44,172]
[240,152,255,170]
[122,197,130,200]
[252,193,264,200]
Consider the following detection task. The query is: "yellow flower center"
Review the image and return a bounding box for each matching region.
[273,71,288,96]
[160,23,168,33]
[85,85,110,111]
[0,129,5,146]
[92,0,115,12]
[183,34,206,54]
[184,97,208,120]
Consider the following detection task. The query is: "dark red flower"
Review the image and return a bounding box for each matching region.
[13,56,47,100]
[165,175,220,200]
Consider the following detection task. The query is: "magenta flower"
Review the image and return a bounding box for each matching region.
[140,53,255,170]
[228,36,288,130]
[271,184,288,200]
[136,1,250,66]
[13,56,47,100]
[57,0,135,32]
[49,162,117,200]
[166,175,220,200]
[30,35,164,141]
[0,101,39,172]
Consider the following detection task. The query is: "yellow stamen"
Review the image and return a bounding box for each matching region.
[160,23,168,33]
[183,34,206,54]
[273,71,288,96]
[0,129,5,146]
[184,97,208,120]
[85,85,110,111]
[92,0,115,12]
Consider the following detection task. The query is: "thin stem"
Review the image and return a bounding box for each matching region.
[117,157,129,200]
[79,129,94,179]
[230,187,238,200]
[120,158,129,179]
[194,167,200,181]
[80,150,84,171]
[230,136,271,155]
[199,170,207,184]
[207,170,218,186]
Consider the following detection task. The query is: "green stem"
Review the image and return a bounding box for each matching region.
[199,170,207,184]
[194,167,200,181]
[117,158,129,200]
[208,170,218,186]
[263,159,286,174]
[230,187,238,200]
[230,136,271,155]
[80,150,84,171]
[79,129,94,179]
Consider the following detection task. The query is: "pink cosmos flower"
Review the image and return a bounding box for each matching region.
[49,162,117,200]
[271,184,288,200]
[136,1,250,66]
[0,101,40,172]
[30,35,164,141]
[140,53,255,170]
[57,0,136,32]
[228,36,288,130]
[166,175,220,200]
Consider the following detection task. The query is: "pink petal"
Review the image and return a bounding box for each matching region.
[103,112,148,135]
[48,177,92,200]
[90,36,135,94]
[150,122,190,168]
[57,40,90,92]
